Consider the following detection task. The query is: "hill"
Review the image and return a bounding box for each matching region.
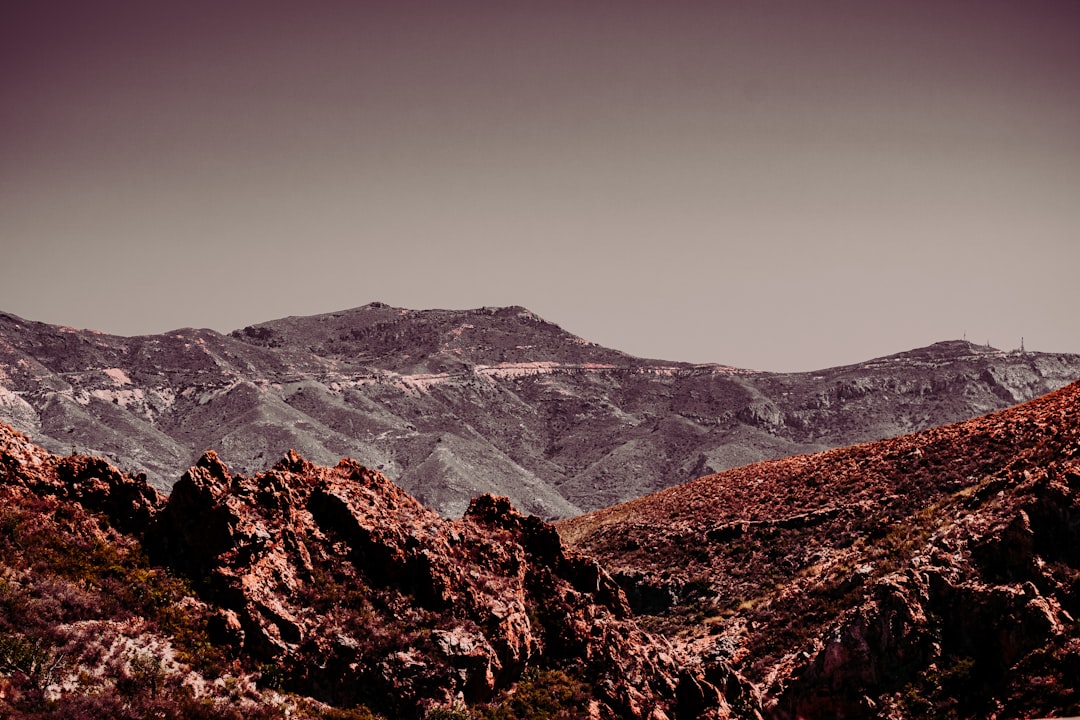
[560,381,1080,717]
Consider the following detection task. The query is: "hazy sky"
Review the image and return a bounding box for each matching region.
[3,1,1078,372]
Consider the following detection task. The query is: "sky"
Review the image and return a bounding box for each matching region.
[2,1,1078,372]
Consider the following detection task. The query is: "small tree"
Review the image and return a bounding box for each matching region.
[0,631,67,699]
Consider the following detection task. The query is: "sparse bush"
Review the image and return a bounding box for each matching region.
[681,575,713,601]
[116,649,167,700]
[317,705,383,720]
[478,668,591,720]
[426,702,472,720]
[0,630,68,694]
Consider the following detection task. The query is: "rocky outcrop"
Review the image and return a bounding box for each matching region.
[0,422,160,534]
[6,375,1080,717]
[142,443,749,719]
[772,483,1080,720]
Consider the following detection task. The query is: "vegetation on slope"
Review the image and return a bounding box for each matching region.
[561,381,1080,718]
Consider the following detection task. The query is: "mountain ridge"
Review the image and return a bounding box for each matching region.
[2,304,1078,518]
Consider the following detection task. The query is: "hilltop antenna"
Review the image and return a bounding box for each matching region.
[1021,336,1025,353]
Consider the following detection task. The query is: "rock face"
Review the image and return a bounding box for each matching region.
[0,420,752,719]
[0,422,161,535]
[146,449,698,718]
[3,305,1079,518]
[562,381,1080,718]
[146,451,669,716]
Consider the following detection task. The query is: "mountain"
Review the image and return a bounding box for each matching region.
[2,304,1079,518]
[3,380,1079,717]
[559,380,1080,718]
[0,421,754,719]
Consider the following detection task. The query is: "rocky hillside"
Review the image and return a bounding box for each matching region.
[2,304,1078,518]
[0,421,756,719]
[560,381,1080,718]
[4,379,1080,718]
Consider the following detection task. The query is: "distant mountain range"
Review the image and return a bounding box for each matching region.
[2,303,1078,517]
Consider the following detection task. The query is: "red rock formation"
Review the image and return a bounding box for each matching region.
[144,446,736,718]
[4,420,759,718]
[0,422,161,533]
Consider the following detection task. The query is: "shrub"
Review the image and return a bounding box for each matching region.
[426,703,472,720]
[478,668,591,720]
[0,630,67,693]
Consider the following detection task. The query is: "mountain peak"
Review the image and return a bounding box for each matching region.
[227,303,637,372]
[913,338,1002,355]
[863,339,1005,366]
